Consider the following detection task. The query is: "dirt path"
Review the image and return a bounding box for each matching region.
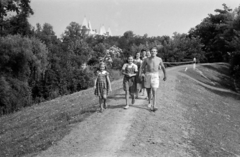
[35,64,236,157]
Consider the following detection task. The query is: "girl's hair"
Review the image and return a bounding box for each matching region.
[99,62,106,69]
[128,55,134,59]
[126,55,134,63]
[135,51,140,58]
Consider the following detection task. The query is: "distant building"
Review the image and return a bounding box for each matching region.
[80,16,112,36]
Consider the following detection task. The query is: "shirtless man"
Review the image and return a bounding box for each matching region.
[140,47,167,111]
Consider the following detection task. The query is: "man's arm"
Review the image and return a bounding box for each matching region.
[160,60,167,81]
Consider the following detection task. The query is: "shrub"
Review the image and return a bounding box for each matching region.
[111,57,124,70]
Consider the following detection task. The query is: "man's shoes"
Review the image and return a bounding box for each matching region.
[124,105,129,109]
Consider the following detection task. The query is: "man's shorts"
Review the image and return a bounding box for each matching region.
[144,72,159,88]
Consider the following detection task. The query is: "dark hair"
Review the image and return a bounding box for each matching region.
[125,55,133,63]
[141,49,146,52]
[99,62,107,69]
[135,51,140,55]
[150,47,157,51]
[128,55,134,59]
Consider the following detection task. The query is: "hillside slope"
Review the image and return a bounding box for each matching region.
[1,63,240,157]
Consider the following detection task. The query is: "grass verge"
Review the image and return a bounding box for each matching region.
[0,78,123,157]
[180,64,236,91]
[176,65,240,156]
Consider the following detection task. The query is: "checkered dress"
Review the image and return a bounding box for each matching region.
[94,71,109,98]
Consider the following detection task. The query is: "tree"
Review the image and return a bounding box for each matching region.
[0,35,48,114]
[62,22,82,43]
[0,0,34,36]
[189,4,234,62]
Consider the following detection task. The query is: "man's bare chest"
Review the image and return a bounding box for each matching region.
[146,59,161,67]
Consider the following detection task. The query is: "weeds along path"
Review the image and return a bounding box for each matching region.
[35,63,237,157]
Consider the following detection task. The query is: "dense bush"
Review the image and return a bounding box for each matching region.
[111,58,125,70]
[0,35,48,114]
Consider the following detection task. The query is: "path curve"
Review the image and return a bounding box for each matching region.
[35,63,238,157]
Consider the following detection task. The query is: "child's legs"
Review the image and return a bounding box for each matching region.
[125,90,129,106]
[102,93,107,108]
[129,77,136,99]
[136,83,141,98]
[124,80,130,106]
[99,97,103,109]
[142,87,146,96]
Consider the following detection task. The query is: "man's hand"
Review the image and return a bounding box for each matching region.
[163,76,167,81]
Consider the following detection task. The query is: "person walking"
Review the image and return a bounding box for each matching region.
[141,49,147,60]
[134,51,142,99]
[94,62,112,112]
[140,49,147,97]
[122,56,138,109]
[140,47,167,112]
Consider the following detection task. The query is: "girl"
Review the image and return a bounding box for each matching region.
[122,56,138,109]
[94,62,112,112]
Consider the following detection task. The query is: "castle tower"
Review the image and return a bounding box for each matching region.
[88,20,92,30]
[81,16,89,29]
[107,27,112,36]
[99,25,106,35]
[80,16,112,36]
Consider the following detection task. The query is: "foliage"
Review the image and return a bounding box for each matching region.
[2,3,240,115]
[0,35,48,114]
[0,0,33,36]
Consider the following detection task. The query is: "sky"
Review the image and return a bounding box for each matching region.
[28,0,240,38]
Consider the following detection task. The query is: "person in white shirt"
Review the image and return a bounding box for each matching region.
[122,56,138,109]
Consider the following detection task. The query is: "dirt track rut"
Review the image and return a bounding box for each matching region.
[35,64,238,157]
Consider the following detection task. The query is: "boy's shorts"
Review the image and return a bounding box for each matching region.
[144,72,159,88]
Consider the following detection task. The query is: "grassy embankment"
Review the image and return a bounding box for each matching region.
[177,64,240,156]
[0,77,123,157]
[0,63,239,156]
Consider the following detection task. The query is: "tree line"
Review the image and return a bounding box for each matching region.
[0,1,239,115]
